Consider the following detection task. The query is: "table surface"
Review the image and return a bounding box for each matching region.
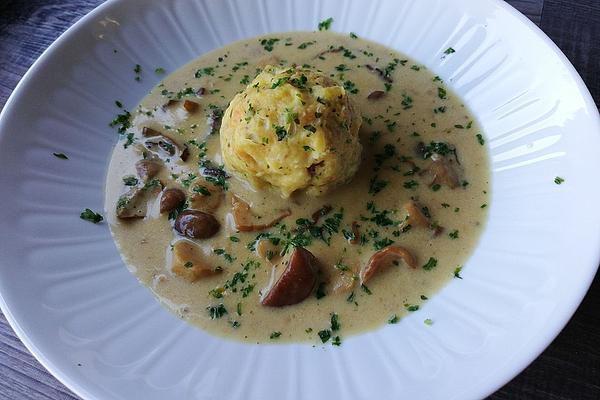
[1,0,599,399]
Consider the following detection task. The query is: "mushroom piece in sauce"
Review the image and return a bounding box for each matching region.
[174,210,220,239]
[116,180,163,219]
[261,247,319,307]
[231,194,291,232]
[135,157,162,182]
[160,188,186,214]
[360,246,417,284]
[171,240,220,282]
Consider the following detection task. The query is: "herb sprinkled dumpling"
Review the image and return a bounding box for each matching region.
[220,65,362,197]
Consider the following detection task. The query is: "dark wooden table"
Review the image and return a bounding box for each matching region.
[1,1,598,399]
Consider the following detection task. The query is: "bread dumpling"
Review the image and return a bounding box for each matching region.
[220,65,362,198]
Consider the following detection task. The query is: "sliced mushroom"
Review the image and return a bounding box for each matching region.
[174,210,220,239]
[422,159,460,189]
[161,99,180,110]
[400,200,444,237]
[189,179,224,212]
[183,100,199,113]
[314,46,343,59]
[348,221,361,245]
[367,90,385,100]
[360,246,417,284]
[135,157,162,182]
[141,127,187,161]
[171,240,219,282]
[142,127,162,137]
[365,64,393,83]
[402,200,430,229]
[160,188,186,214]
[207,108,223,135]
[332,273,358,295]
[231,194,291,232]
[261,247,319,307]
[116,182,162,219]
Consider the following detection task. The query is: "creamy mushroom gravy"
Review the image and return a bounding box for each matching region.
[105,31,489,344]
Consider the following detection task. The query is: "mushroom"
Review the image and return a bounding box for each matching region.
[423,159,460,189]
[207,107,224,135]
[160,188,186,214]
[189,179,224,212]
[348,221,361,245]
[261,247,319,307]
[116,181,162,219]
[142,127,188,161]
[360,246,417,284]
[174,210,220,239]
[400,200,444,237]
[171,240,219,282]
[231,194,291,232]
[135,157,162,182]
[367,90,385,100]
[332,273,358,295]
[183,100,199,113]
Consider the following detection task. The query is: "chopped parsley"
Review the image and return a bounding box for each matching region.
[259,38,280,52]
[405,304,419,312]
[424,318,433,326]
[437,87,447,99]
[343,80,359,94]
[454,266,463,279]
[274,125,287,141]
[388,314,399,324]
[318,329,331,343]
[318,17,334,31]
[350,32,358,39]
[154,67,165,74]
[368,176,388,195]
[448,230,459,239]
[109,110,131,134]
[401,93,413,109]
[443,47,456,55]
[403,180,419,189]
[207,304,227,319]
[194,67,215,78]
[270,331,282,339]
[330,313,340,331]
[122,176,138,186]
[133,64,141,81]
[52,152,68,160]
[476,133,485,145]
[554,176,565,185]
[80,208,103,224]
[315,282,327,299]
[361,283,372,295]
[422,257,438,271]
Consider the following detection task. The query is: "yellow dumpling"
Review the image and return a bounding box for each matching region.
[220,65,362,197]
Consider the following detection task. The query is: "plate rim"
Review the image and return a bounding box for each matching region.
[0,0,598,399]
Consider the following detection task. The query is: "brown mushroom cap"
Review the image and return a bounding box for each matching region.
[360,246,417,284]
[174,210,220,239]
[160,188,186,214]
[261,247,319,307]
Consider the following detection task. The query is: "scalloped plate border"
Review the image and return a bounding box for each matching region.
[0,0,599,399]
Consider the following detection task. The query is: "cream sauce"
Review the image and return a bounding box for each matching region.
[105,31,489,344]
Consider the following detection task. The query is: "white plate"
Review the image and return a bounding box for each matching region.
[0,0,599,399]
